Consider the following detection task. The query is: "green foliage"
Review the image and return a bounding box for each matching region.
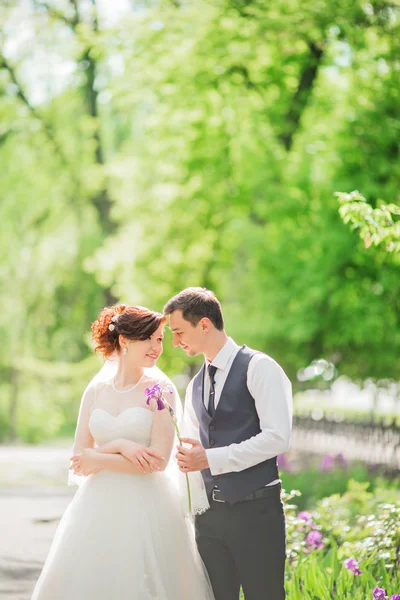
[337,191,400,252]
[282,482,400,599]
[1,0,400,440]
[281,463,400,511]
[97,0,400,380]
[239,480,400,598]
[0,356,102,442]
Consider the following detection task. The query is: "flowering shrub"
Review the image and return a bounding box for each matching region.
[281,481,400,599]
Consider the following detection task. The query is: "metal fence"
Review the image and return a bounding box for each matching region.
[291,415,400,470]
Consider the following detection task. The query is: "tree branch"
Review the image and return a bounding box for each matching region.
[279,40,324,152]
[0,127,15,146]
[69,0,80,26]
[0,56,69,165]
[31,0,114,237]
[33,1,78,29]
[225,65,257,89]
[222,64,266,102]
[90,0,99,31]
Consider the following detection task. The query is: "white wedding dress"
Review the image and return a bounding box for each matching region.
[31,373,214,600]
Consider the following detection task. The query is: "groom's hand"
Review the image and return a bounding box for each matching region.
[176,438,209,472]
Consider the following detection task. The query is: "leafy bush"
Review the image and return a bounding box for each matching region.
[283,481,400,599]
[280,457,399,510]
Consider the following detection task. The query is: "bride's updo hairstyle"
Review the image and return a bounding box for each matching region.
[91,304,166,359]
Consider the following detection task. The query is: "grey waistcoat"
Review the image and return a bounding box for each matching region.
[192,345,279,504]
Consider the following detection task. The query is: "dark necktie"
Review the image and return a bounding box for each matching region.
[207,365,218,417]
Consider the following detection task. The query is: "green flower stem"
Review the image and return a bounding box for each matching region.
[172,419,192,514]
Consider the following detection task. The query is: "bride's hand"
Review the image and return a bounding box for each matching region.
[119,440,164,474]
[69,449,101,476]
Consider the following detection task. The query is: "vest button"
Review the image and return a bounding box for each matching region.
[209,425,215,430]
[210,440,215,446]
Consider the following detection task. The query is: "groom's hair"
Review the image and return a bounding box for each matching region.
[163,287,224,331]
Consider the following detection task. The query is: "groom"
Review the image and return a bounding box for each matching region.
[164,287,292,600]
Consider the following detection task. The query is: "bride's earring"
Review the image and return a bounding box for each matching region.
[123,347,127,356]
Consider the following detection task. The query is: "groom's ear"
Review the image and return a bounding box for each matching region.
[199,317,212,333]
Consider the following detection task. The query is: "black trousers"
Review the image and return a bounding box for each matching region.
[195,484,286,600]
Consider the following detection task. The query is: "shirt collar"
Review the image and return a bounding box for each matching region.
[207,337,239,371]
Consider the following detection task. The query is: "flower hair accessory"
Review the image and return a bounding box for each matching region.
[108,314,120,332]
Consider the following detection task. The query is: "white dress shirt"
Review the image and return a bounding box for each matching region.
[184,338,293,481]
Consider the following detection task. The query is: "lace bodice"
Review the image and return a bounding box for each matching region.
[89,407,154,446]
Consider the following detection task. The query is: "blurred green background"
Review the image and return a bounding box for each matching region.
[0,0,399,443]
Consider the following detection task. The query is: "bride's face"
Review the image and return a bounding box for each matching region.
[123,324,165,367]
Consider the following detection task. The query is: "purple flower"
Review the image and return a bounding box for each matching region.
[390,596,400,600]
[298,511,315,527]
[320,454,335,472]
[306,530,323,551]
[277,454,292,472]
[152,397,166,410]
[335,452,347,468]
[298,511,313,522]
[145,383,162,397]
[144,384,173,412]
[344,557,362,576]
[372,587,387,600]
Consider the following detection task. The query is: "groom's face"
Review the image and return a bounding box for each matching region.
[169,310,204,357]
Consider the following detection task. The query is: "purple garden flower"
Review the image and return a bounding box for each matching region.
[298,511,313,522]
[335,452,347,468]
[298,511,315,528]
[344,557,362,576]
[277,454,292,472]
[320,454,335,472]
[306,530,324,551]
[372,587,387,599]
[390,595,400,600]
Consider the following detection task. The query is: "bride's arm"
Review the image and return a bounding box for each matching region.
[70,416,166,475]
[147,406,175,471]
[69,386,150,475]
[94,438,164,473]
[80,413,173,474]
[70,440,163,475]
[94,385,179,474]
[72,385,96,456]
[71,384,178,475]
[97,385,179,473]
[85,388,178,474]
[70,444,153,475]
[68,385,99,483]
[144,383,181,471]
[76,450,152,475]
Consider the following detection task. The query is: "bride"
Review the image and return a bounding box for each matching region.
[32,303,214,600]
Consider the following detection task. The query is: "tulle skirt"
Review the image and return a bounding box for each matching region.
[32,470,214,600]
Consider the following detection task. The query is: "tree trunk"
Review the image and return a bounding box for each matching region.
[8,367,20,442]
